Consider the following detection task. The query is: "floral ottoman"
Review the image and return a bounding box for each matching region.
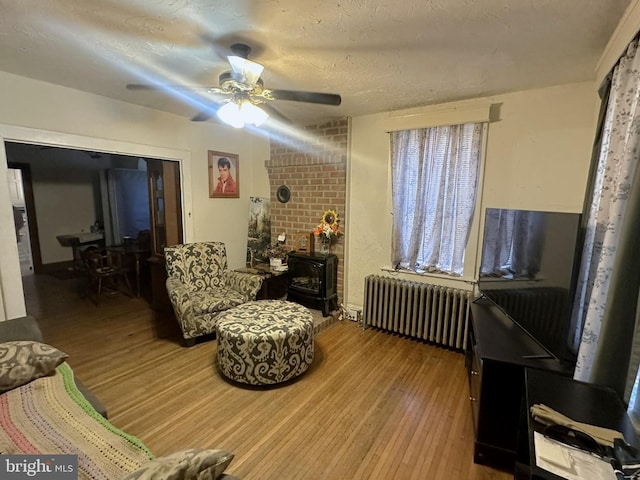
[216,300,315,385]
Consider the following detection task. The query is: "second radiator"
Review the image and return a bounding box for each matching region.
[362,274,472,350]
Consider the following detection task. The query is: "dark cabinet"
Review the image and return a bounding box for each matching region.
[466,297,573,471]
[287,252,338,316]
[146,159,183,311]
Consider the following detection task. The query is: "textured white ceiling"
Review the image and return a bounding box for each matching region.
[0,0,631,126]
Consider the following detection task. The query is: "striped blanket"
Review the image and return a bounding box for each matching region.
[0,362,154,479]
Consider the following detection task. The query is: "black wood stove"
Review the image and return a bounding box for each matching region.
[287,252,338,316]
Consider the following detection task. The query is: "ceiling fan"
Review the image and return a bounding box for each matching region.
[126,43,342,128]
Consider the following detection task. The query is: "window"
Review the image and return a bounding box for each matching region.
[390,123,484,276]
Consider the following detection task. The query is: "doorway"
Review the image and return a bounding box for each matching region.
[5,145,151,276]
[0,128,191,321]
[5,144,184,309]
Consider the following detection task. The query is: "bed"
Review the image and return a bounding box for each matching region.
[0,316,239,480]
[0,361,153,479]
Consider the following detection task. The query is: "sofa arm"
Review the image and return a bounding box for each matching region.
[224,271,263,301]
[166,276,197,336]
[0,316,44,343]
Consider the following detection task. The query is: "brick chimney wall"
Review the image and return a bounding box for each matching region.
[266,118,348,303]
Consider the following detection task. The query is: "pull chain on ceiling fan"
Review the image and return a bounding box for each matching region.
[127,43,342,128]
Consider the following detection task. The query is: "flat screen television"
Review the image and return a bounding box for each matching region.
[477,208,584,365]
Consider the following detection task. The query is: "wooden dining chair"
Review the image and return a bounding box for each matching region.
[81,249,133,305]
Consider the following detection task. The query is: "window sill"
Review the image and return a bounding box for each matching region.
[380,265,476,287]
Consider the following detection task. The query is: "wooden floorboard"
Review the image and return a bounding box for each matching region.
[21,273,511,480]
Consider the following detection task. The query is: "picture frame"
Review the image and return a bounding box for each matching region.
[293,231,314,253]
[247,197,271,263]
[208,150,240,198]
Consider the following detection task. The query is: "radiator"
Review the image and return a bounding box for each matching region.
[362,275,472,350]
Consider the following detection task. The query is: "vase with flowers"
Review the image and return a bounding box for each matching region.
[266,243,290,269]
[314,209,343,255]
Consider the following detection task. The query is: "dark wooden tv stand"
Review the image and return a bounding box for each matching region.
[466,297,574,471]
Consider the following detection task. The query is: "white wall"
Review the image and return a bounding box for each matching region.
[182,124,271,264]
[482,84,597,210]
[0,72,613,321]
[345,81,599,310]
[0,71,270,320]
[36,170,97,263]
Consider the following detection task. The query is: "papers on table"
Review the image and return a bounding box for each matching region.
[534,432,618,479]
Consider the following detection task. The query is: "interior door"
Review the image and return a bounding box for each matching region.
[146,159,183,258]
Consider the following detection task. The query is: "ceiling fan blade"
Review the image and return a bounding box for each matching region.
[269,89,342,106]
[191,111,213,122]
[127,83,157,90]
[126,83,219,91]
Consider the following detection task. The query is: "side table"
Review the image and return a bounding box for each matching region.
[516,368,640,479]
[235,263,288,300]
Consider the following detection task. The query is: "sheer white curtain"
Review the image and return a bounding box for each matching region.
[569,36,640,410]
[390,123,483,275]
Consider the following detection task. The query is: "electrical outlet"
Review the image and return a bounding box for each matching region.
[338,305,363,322]
[344,309,361,322]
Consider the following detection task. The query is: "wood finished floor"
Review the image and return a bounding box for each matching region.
[21,273,511,480]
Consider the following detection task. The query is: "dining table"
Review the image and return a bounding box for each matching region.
[106,244,151,297]
[56,232,105,271]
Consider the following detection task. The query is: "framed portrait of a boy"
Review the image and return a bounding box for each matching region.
[209,150,240,198]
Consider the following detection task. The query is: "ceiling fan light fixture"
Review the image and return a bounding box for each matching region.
[228,56,264,85]
[240,101,269,126]
[217,100,269,128]
[216,102,244,128]
[129,42,341,126]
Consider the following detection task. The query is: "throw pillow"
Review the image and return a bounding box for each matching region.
[0,340,68,393]
[123,449,234,480]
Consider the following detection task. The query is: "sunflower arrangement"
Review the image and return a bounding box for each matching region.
[314,209,343,241]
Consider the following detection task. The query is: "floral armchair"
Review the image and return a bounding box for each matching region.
[164,242,263,346]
